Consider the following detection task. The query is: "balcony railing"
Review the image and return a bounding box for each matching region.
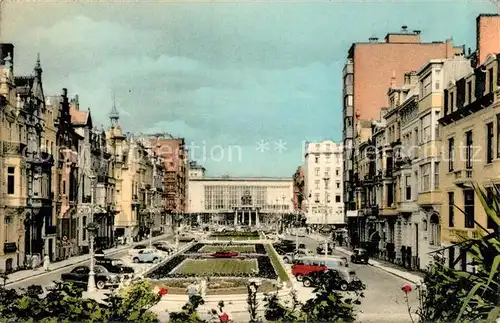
[1,141,27,155]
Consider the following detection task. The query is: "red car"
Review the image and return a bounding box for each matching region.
[291,258,327,281]
[211,251,239,258]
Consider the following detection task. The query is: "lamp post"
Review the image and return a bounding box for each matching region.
[86,222,99,292]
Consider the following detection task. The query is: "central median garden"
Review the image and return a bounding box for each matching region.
[146,240,290,294]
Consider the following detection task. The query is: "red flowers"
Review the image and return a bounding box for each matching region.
[219,313,229,323]
[158,287,168,296]
[401,283,413,294]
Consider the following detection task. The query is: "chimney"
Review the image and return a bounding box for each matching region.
[401,25,408,33]
[369,37,379,43]
[413,30,421,35]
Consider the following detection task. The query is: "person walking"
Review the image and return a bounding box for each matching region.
[43,254,50,272]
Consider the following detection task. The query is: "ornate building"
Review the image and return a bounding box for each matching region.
[0,45,53,270]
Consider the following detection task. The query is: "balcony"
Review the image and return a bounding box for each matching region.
[1,141,27,155]
[396,200,418,213]
[45,225,57,236]
[418,191,443,206]
[3,242,17,254]
[439,92,494,126]
[363,174,374,185]
[453,169,474,188]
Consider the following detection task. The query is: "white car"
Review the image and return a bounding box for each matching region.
[128,244,149,257]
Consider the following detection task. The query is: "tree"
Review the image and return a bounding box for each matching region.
[168,295,205,323]
[264,270,363,322]
[413,183,500,323]
[0,280,161,322]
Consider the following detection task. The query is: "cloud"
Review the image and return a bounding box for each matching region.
[4,1,493,176]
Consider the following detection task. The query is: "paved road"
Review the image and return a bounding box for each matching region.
[284,235,418,322]
[7,238,184,291]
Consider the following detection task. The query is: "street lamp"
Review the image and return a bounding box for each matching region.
[86,222,100,292]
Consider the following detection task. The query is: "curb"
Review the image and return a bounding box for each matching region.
[6,234,172,286]
[334,248,420,284]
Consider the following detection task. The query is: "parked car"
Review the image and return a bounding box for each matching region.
[179,233,195,242]
[302,268,365,291]
[211,251,239,258]
[273,240,306,255]
[283,249,314,264]
[291,258,328,281]
[61,265,120,289]
[153,241,173,253]
[350,248,369,264]
[132,249,163,263]
[96,258,135,276]
[128,244,148,256]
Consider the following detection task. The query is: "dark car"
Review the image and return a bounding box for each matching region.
[96,258,135,275]
[61,265,120,289]
[316,244,335,255]
[302,269,365,291]
[153,242,173,253]
[350,248,369,264]
[273,240,306,255]
[211,251,239,258]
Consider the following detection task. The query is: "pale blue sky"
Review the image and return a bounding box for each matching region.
[4,1,494,177]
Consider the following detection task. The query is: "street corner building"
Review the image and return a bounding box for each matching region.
[345,14,500,272]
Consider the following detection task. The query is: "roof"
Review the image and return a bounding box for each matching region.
[69,106,91,126]
[189,176,292,182]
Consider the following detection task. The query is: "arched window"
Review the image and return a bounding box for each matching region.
[422,219,428,231]
[429,213,440,246]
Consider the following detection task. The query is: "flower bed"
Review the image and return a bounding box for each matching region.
[210,231,259,238]
[174,259,257,275]
[147,255,186,279]
[151,278,278,295]
[199,245,255,253]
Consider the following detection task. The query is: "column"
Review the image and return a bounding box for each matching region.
[256,209,259,227]
[234,210,238,227]
[249,209,253,227]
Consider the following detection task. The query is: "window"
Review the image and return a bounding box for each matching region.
[386,183,394,207]
[487,122,494,164]
[465,131,473,169]
[434,162,439,190]
[448,138,455,171]
[315,155,319,163]
[405,175,411,200]
[7,167,15,195]
[434,111,440,140]
[344,74,353,86]
[414,129,419,145]
[467,81,472,104]
[449,92,454,113]
[335,195,341,203]
[429,214,440,246]
[325,180,329,190]
[315,168,320,176]
[486,188,499,230]
[464,190,475,228]
[488,68,494,93]
[315,180,320,189]
[336,181,340,189]
[497,115,500,158]
[82,216,87,241]
[421,114,431,143]
[448,192,454,227]
[421,73,431,97]
[314,193,320,203]
[420,163,430,192]
[326,155,331,163]
[325,167,330,177]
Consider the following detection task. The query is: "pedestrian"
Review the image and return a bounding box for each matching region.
[43,254,50,272]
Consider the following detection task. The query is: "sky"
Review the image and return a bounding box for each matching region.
[3,0,494,177]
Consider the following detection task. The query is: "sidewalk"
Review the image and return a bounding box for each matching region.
[5,233,172,286]
[335,246,424,284]
[307,234,424,284]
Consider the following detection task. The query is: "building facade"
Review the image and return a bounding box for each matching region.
[188,176,293,228]
[0,46,54,270]
[439,53,500,270]
[150,135,188,225]
[303,140,344,226]
[343,28,464,222]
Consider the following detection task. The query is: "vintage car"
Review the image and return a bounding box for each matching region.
[350,248,369,264]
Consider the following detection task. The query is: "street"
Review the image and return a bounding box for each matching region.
[285,235,418,322]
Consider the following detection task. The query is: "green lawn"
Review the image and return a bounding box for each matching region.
[265,243,290,284]
[176,259,257,275]
[199,245,255,253]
